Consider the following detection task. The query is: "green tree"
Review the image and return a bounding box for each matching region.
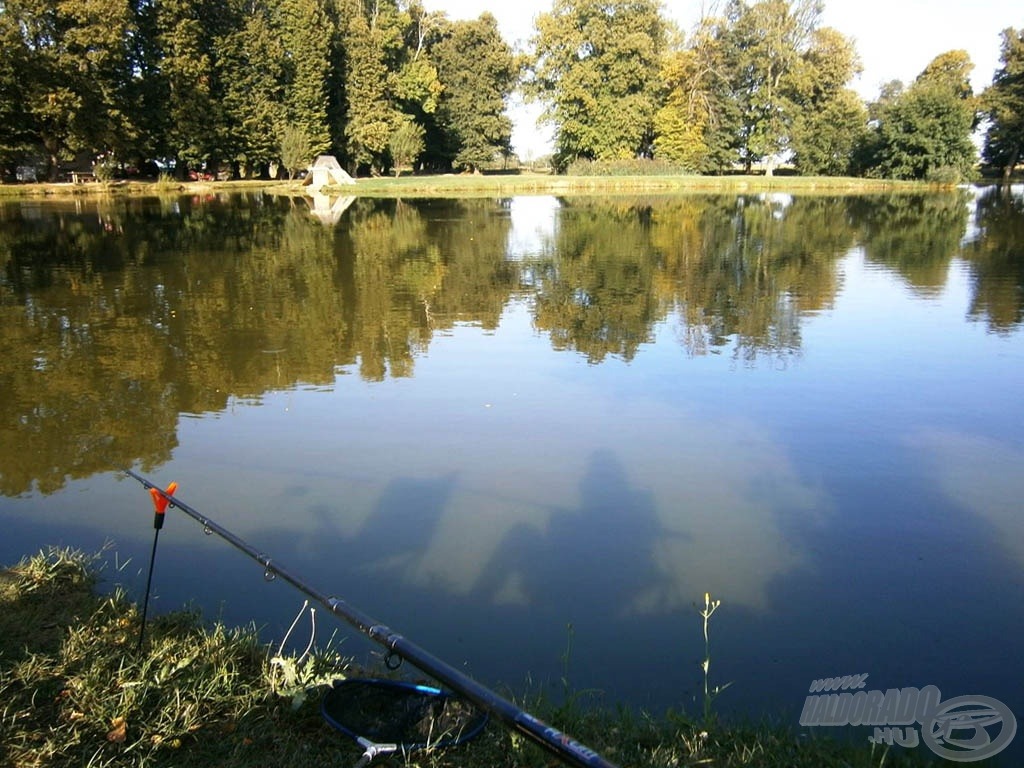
[2,0,144,178]
[61,0,141,163]
[156,0,232,174]
[527,0,667,169]
[726,0,824,173]
[124,0,166,161]
[870,50,978,181]
[790,88,865,175]
[336,0,399,173]
[388,117,424,175]
[0,7,34,175]
[392,4,443,115]
[654,14,739,172]
[276,0,334,157]
[981,27,1024,182]
[429,13,519,172]
[217,1,286,177]
[279,123,314,178]
[788,27,866,175]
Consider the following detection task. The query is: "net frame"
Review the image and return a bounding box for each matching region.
[321,678,489,765]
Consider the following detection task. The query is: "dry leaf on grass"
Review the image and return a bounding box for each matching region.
[107,716,127,743]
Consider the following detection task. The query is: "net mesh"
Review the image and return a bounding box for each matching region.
[322,679,488,749]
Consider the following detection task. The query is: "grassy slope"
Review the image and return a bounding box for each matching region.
[0,549,937,768]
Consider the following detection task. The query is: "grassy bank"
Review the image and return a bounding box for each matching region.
[337,171,927,198]
[0,172,930,201]
[0,178,293,199]
[0,549,936,768]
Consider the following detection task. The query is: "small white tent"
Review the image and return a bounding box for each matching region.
[303,155,355,188]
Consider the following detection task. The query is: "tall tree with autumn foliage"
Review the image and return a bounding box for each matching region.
[654,14,739,172]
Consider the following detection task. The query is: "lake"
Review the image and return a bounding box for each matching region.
[1,187,1022,750]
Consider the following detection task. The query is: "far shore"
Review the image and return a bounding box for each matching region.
[0,170,945,200]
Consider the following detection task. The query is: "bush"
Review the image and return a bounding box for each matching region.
[93,158,116,182]
[924,165,966,185]
[565,158,695,176]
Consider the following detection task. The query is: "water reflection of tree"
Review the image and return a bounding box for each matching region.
[0,198,189,496]
[533,195,853,362]
[852,192,971,293]
[660,195,851,359]
[0,196,346,494]
[0,196,517,495]
[532,201,662,363]
[965,187,1024,331]
[341,199,516,380]
[6,191,1011,498]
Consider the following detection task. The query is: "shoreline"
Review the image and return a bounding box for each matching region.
[0,172,943,201]
[1,548,934,767]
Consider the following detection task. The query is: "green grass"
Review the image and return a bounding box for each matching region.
[0,171,931,201]
[333,171,926,198]
[1,549,938,767]
[0,178,290,199]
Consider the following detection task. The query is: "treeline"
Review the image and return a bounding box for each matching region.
[1,0,1022,182]
[529,0,1024,181]
[0,0,519,180]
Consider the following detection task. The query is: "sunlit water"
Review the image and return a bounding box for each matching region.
[1,188,1022,747]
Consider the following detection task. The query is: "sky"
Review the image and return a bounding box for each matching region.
[421,0,1022,159]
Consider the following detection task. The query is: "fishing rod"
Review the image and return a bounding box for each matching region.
[124,468,619,768]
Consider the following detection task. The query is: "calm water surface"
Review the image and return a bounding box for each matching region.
[1,189,1022,736]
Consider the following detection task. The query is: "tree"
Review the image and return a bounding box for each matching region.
[217,2,286,177]
[527,0,667,169]
[0,7,34,175]
[2,0,144,178]
[982,27,1024,182]
[392,4,443,117]
[388,118,424,175]
[156,0,234,174]
[60,0,141,163]
[726,0,824,173]
[654,48,714,170]
[869,50,978,181]
[790,89,865,175]
[788,27,866,175]
[279,123,314,178]
[335,0,408,173]
[654,14,739,172]
[275,0,334,158]
[341,13,393,172]
[429,13,519,172]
